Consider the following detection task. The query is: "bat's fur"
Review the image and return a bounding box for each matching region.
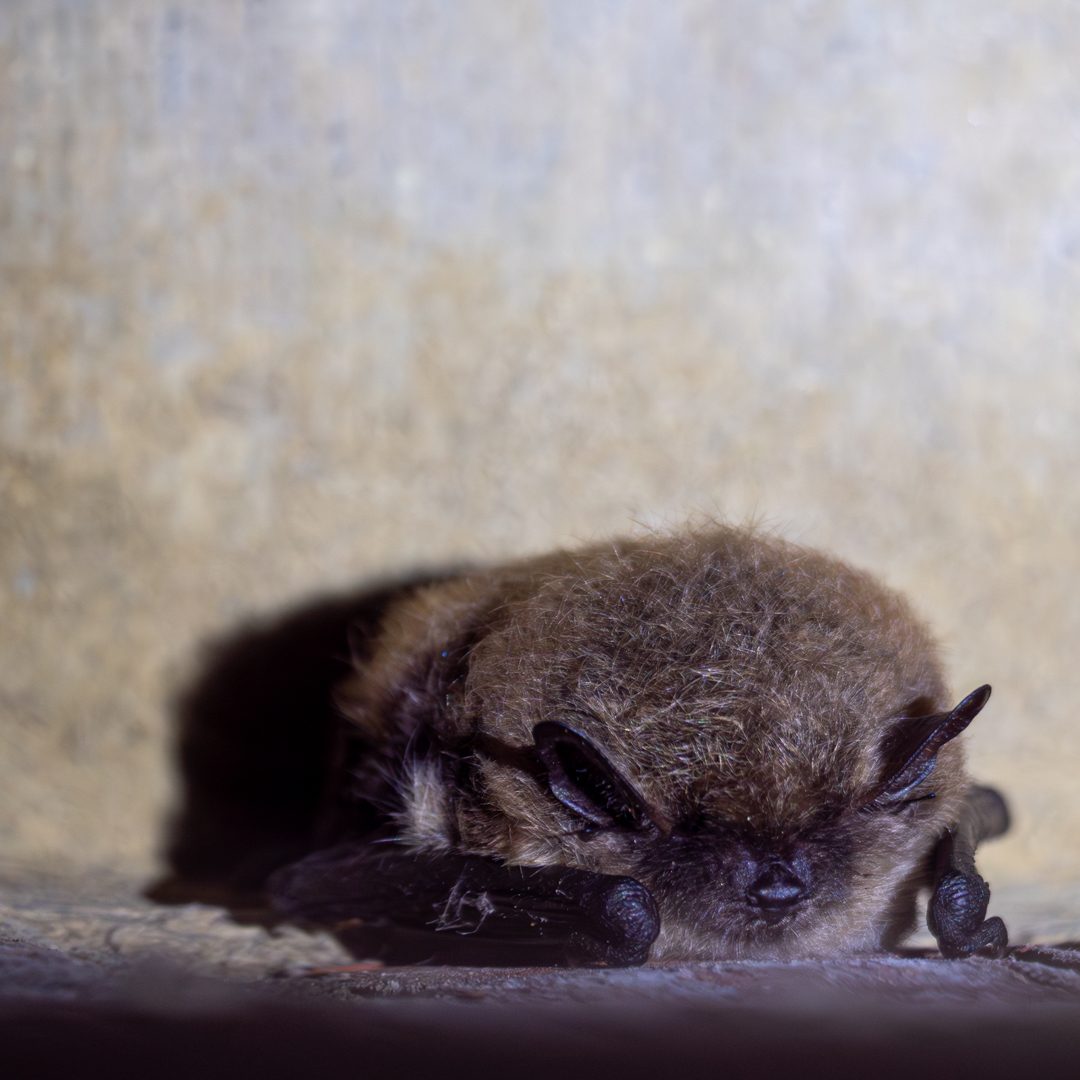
[334,525,975,961]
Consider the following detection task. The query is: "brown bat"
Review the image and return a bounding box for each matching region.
[164,525,1009,966]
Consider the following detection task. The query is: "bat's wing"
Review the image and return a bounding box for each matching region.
[268,842,660,967]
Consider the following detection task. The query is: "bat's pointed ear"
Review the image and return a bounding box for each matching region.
[874,685,992,804]
[532,721,652,830]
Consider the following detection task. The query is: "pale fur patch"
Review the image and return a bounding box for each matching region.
[396,755,453,852]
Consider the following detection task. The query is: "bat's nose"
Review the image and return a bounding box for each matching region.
[746,863,805,911]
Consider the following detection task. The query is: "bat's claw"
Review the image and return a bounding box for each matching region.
[927,870,1008,958]
[579,876,659,966]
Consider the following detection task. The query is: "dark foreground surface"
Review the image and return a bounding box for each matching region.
[3,862,1080,1080]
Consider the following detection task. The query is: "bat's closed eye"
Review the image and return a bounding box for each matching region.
[886,790,937,814]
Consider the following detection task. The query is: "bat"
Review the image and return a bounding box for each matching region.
[163,526,1009,965]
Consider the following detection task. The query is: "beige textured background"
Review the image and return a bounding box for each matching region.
[1,1,1078,891]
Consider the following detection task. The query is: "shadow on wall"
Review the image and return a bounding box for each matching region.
[149,568,457,899]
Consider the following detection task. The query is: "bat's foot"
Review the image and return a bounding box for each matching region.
[927,869,1008,958]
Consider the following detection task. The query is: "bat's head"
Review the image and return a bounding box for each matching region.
[366,528,991,960]
[525,683,989,960]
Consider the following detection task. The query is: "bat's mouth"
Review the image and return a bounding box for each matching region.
[650,913,807,962]
[752,906,802,927]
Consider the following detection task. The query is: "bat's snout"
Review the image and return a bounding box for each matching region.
[745,861,807,917]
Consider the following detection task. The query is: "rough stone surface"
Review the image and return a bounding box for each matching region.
[3,864,1079,1076]
[3,3,1080,899]
[3,861,1079,1000]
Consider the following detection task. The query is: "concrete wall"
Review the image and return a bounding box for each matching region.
[2,1,1078,885]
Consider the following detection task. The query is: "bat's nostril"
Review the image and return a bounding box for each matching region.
[746,863,805,911]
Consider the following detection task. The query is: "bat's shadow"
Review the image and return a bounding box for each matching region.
[146,568,454,914]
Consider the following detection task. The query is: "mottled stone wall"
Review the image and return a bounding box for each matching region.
[2,2,1078,884]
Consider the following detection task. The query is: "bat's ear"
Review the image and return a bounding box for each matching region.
[532,721,652,830]
[874,685,992,805]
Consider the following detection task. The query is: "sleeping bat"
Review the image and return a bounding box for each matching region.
[165,525,1009,966]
